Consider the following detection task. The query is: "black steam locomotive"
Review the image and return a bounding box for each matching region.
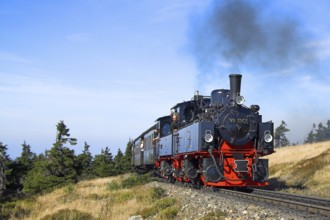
[132,74,274,187]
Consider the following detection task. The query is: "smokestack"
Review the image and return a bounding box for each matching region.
[229,74,242,105]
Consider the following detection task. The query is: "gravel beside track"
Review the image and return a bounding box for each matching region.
[147,181,329,220]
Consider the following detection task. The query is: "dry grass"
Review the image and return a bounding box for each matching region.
[265,141,330,198]
[8,142,330,219]
[10,174,178,220]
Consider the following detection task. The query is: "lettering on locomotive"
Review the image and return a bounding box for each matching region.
[228,118,249,124]
[132,74,274,188]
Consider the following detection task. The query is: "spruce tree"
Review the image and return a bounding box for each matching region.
[326,120,330,140]
[305,129,316,144]
[17,141,37,172]
[114,148,124,175]
[48,121,77,181]
[122,141,133,172]
[24,121,78,194]
[274,120,290,147]
[0,142,18,192]
[0,142,8,193]
[6,141,38,192]
[76,142,94,179]
[23,156,66,194]
[93,147,115,177]
[315,122,326,142]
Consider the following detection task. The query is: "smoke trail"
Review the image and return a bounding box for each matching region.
[189,0,315,74]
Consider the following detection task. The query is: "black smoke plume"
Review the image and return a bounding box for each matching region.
[189,0,315,74]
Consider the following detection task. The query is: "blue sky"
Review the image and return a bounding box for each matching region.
[1,0,330,158]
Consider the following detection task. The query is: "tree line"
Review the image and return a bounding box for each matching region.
[274,120,330,147]
[2,119,330,198]
[0,120,133,199]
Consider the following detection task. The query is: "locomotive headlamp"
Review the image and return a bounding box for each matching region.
[264,131,273,143]
[236,95,245,105]
[205,133,214,143]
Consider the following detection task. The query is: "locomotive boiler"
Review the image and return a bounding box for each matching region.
[132,74,274,187]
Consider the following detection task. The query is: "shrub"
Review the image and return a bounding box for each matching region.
[160,206,178,219]
[201,209,227,220]
[64,183,76,194]
[152,186,166,200]
[139,206,158,218]
[121,174,152,189]
[154,197,176,210]
[107,180,120,191]
[139,197,177,218]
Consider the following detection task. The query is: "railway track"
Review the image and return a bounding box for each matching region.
[157,177,330,218]
[217,188,330,217]
[251,188,330,208]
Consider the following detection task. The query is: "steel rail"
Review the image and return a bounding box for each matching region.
[219,188,330,217]
[250,188,330,208]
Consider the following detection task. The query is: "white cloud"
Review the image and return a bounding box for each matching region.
[153,0,210,23]
[305,36,330,60]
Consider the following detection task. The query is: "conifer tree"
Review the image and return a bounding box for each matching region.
[305,130,316,144]
[0,142,18,192]
[17,141,37,172]
[0,142,8,193]
[93,147,115,177]
[122,141,133,172]
[24,121,78,194]
[0,142,10,161]
[114,148,124,175]
[7,141,38,191]
[315,123,326,142]
[76,142,94,179]
[48,121,77,181]
[326,120,330,140]
[274,120,290,147]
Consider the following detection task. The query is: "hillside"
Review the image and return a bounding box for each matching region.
[7,174,177,220]
[265,141,330,198]
[4,142,330,219]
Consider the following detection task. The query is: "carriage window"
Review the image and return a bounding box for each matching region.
[161,123,171,136]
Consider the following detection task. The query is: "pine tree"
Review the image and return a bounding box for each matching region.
[0,142,18,192]
[48,121,77,181]
[274,120,290,147]
[17,141,37,172]
[326,120,330,140]
[122,141,133,172]
[0,142,10,161]
[93,147,115,177]
[0,142,8,193]
[23,121,78,194]
[6,141,38,192]
[23,156,66,194]
[76,142,94,179]
[55,120,77,145]
[114,148,124,175]
[305,129,315,144]
[315,122,326,142]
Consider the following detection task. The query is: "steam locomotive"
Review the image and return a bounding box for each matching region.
[132,74,274,187]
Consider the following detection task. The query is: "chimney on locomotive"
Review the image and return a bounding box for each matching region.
[229,74,244,106]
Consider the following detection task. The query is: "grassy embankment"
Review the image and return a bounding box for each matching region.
[265,141,330,198]
[5,174,180,220]
[3,141,329,219]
